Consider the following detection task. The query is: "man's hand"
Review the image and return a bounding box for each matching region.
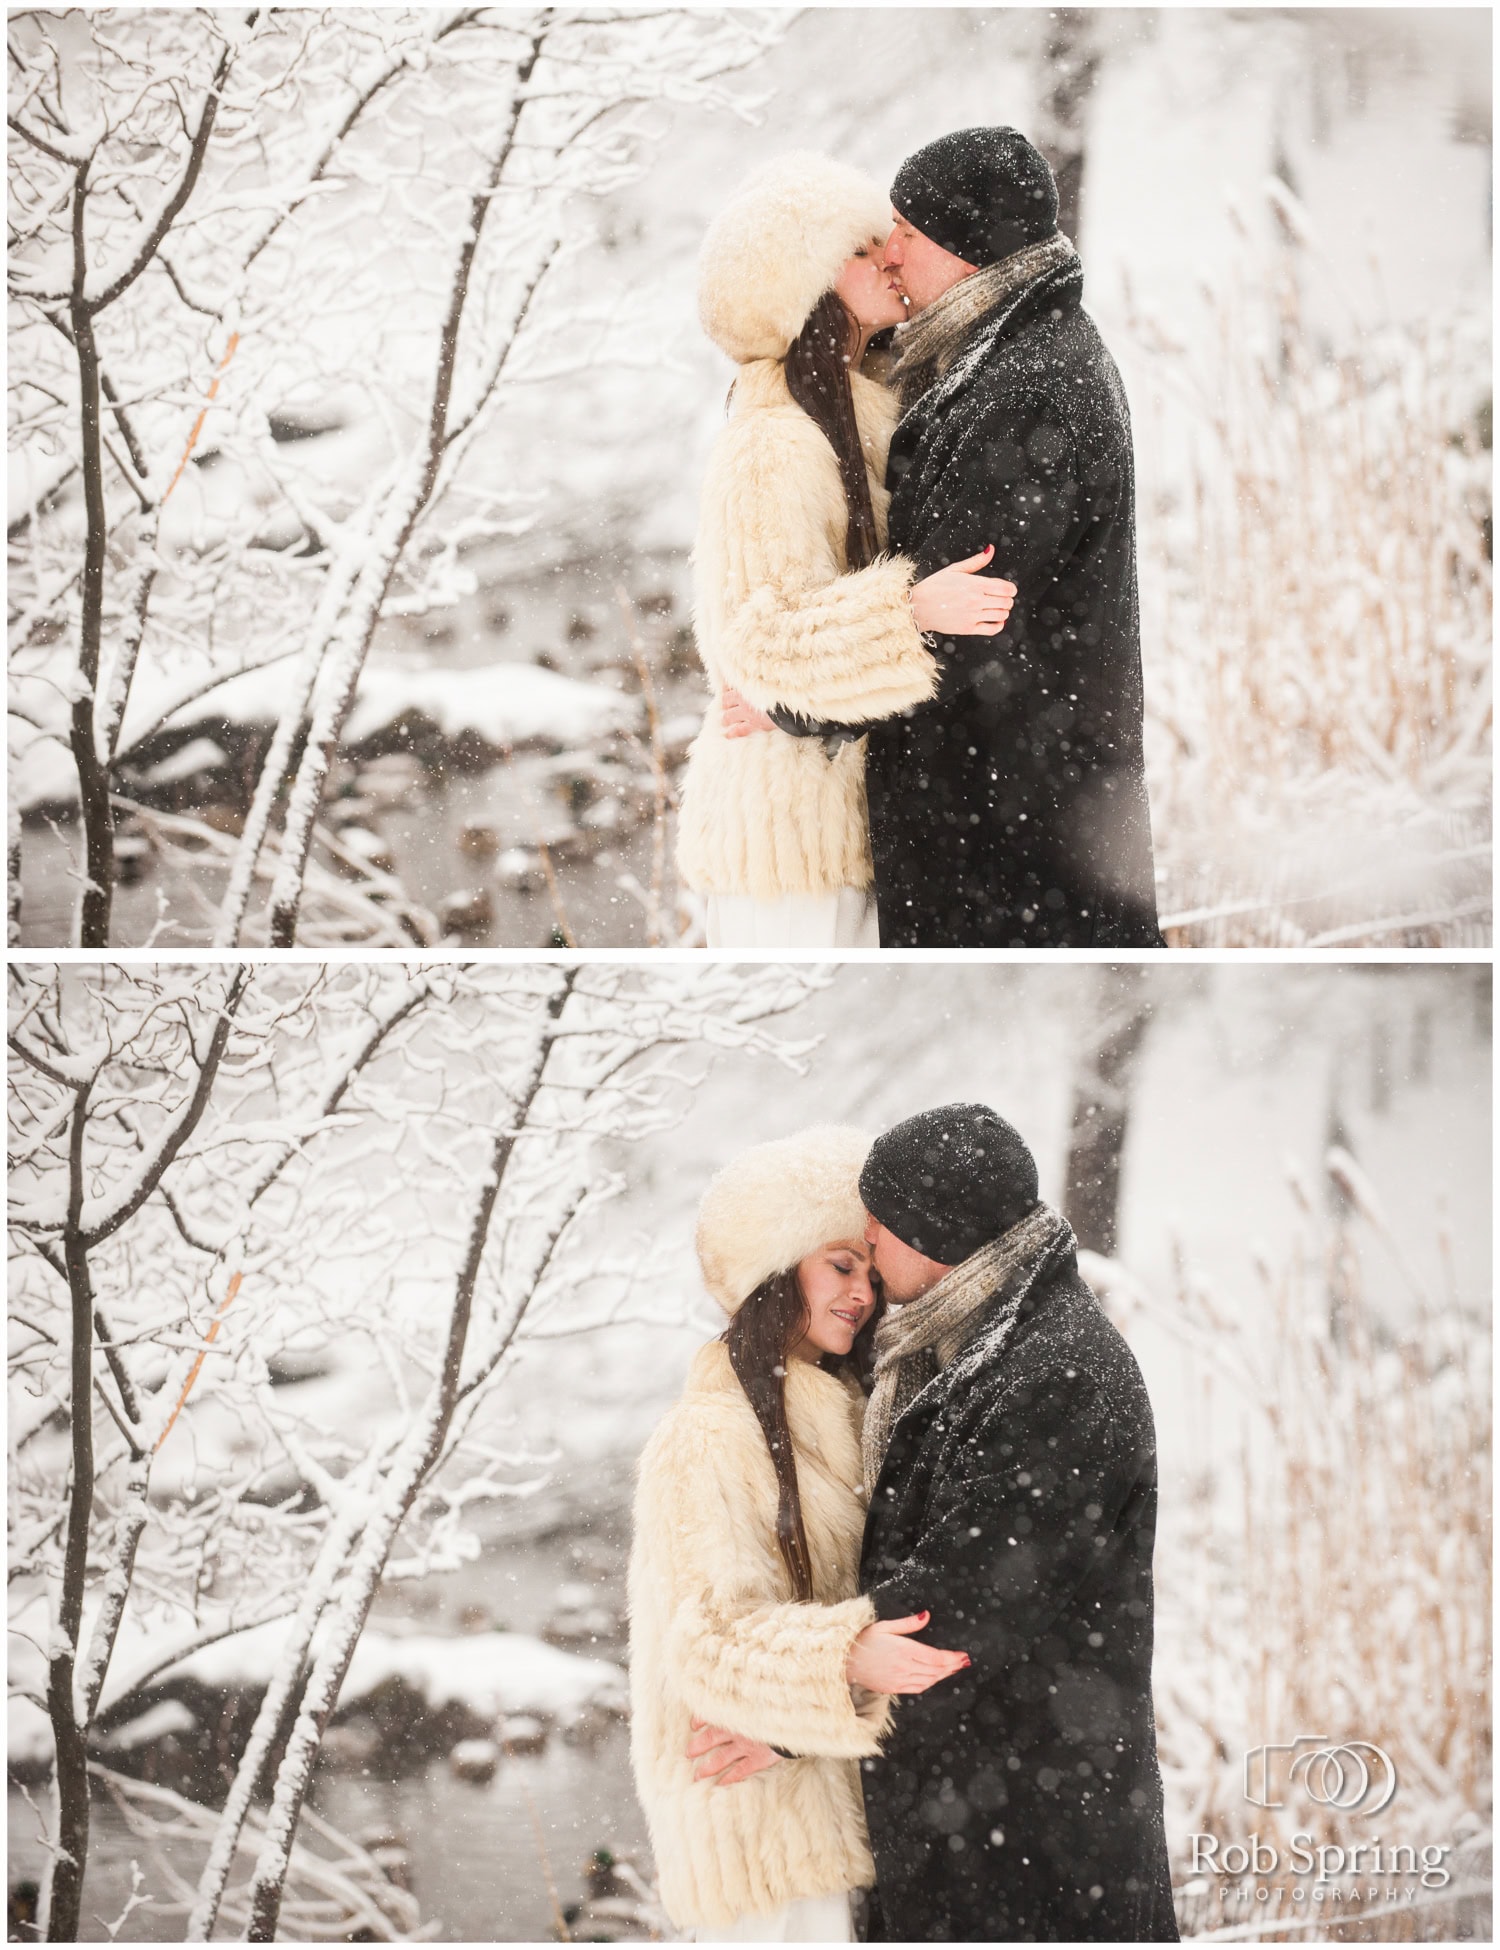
[721,684,776,738]
[686,1716,783,1785]
[910,547,1017,637]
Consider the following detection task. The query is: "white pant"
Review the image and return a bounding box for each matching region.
[694,1890,854,1942]
[705,888,879,950]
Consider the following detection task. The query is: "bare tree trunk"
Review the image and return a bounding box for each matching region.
[244,968,576,1940]
[212,544,365,947]
[8,798,22,945]
[94,525,159,767]
[28,31,237,947]
[264,23,551,948]
[1062,966,1151,1258]
[1036,9,1100,244]
[37,970,249,1938]
[44,1085,97,1942]
[68,174,116,951]
[187,977,437,1938]
[185,1499,370,1940]
[75,1453,149,1727]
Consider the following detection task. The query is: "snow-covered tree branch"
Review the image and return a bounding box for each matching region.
[7,959,825,1938]
[8,7,785,947]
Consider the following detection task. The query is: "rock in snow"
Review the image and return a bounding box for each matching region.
[13,660,639,812]
[164,1620,626,1728]
[98,1699,198,1750]
[340,663,638,752]
[134,737,230,786]
[449,1737,500,1783]
[498,1712,549,1756]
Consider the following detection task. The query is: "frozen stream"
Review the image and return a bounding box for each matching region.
[17,550,701,951]
[6,1472,652,1943]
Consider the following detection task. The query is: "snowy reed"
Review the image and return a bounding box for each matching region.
[1127,1156,1492,1941]
[617,585,677,948]
[1131,195,1492,947]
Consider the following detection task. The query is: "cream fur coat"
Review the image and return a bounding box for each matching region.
[675,363,938,900]
[628,1339,892,1929]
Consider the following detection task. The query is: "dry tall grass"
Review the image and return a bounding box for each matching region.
[1102,1156,1491,1940]
[1128,196,1492,946]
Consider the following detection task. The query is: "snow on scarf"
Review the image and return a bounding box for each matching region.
[862,1200,1076,1492]
[890,232,1077,409]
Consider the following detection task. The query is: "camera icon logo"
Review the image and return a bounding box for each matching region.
[1244,1736,1398,1817]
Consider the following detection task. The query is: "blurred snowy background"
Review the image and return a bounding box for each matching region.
[8,7,1492,949]
[8,960,1490,1940]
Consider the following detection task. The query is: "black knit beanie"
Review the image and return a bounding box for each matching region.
[859,1103,1040,1265]
[891,127,1059,267]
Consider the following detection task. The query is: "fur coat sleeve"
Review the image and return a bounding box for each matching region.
[642,1399,891,1759]
[702,407,938,725]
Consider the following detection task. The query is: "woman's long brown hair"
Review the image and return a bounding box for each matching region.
[725,1265,883,1603]
[783,290,879,573]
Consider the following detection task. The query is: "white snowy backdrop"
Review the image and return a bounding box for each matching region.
[8,7,1492,949]
[7,960,1491,1941]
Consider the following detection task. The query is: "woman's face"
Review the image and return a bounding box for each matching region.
[790,1238,878,1360]
[833,232,908,334]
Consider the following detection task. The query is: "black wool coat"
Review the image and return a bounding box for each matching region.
[867,257,1163,947]
[859,1254,1179,1942]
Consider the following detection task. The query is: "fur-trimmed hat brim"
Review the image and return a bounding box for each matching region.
[696,1124,873,1314]
[698,152,892,365]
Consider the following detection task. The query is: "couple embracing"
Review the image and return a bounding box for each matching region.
[629,1106,1178,1942]
[676,128,1163,950]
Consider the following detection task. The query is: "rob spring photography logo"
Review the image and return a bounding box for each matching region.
[1244,1734,1399,1817]
[1188,1735,1454,1901]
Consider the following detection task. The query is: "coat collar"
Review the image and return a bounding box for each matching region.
[903,255,1085,427]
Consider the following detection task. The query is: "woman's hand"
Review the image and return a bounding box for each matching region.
[910,547,1017,637]
[686,1716,782,1785]
[721,684,776,738]
[846,1612,970,1693]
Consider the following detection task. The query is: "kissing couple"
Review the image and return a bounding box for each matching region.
[675,128,1164,951]
[629,1107,1179,1942]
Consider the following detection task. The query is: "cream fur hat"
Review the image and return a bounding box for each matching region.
[696,1125,874,1315]
[698,152,893,365]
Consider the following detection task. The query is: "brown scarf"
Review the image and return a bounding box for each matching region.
[891,232,1077,409]
[862,1201,1074,1492]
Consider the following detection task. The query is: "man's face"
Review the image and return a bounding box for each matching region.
[883,209,979,314]
[864,1214,954,1302]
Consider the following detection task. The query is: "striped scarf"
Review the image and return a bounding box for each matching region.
[891,232,1077,409]
[862,1201,1075,1492]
